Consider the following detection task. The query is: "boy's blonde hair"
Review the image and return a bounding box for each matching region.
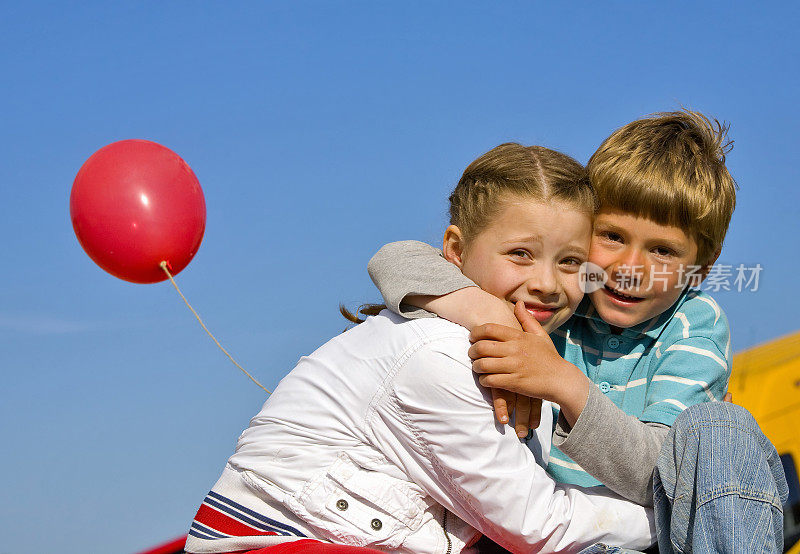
[587,110,737,266]
[449,142,595,243]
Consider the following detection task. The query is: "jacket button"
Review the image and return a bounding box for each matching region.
[599,381,611,394]
[370,518,382,531]
[336,499,348,511]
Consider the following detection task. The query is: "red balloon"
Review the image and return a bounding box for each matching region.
[70,139,206,284]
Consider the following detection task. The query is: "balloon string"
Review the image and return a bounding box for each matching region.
[159,261,272,395]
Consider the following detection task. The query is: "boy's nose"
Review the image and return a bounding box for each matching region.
[614,249,646,288]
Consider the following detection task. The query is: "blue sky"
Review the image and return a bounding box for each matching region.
[2,3,799,552]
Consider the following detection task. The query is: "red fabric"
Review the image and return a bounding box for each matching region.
[194,503,280,537]
[231,540,386,553]
[135,535,186,554]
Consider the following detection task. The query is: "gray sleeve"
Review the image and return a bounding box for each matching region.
[367,240,477,319]
[552,385,670,507]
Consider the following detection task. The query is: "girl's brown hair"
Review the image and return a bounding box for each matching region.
[449,142,594,244]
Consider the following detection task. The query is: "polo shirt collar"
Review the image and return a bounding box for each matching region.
[573,288,692,340]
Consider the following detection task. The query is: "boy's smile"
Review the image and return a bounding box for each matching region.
[589,209,701,329]
[445,196,592,333]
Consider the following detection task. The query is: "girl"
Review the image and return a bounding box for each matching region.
[185,144,655,554]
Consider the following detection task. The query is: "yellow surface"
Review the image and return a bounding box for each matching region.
[729,330,800,553]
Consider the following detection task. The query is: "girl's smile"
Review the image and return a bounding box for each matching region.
[443,195,592,333]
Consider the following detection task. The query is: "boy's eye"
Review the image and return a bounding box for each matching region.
[599,231,623,243]
[653,246,675,257]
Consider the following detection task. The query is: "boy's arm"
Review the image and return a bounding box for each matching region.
[369,241,533,433]
[368,240,520,330]
[553,367,733,507]
[469,301,730,507]
[556,328,729,506]
[476,320,669,506]
[552,298,730,506]
[471,316,670,505]
[552,389,670,506]
[472,325,672,506]
[368,240,475,318]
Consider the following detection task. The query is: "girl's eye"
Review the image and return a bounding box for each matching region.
[559,257,583,271]
[510,249,532,260]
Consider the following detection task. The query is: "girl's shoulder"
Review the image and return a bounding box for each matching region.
[377,309,471,342]
[317,310,470,365]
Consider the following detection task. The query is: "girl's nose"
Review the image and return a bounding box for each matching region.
[527,264,559,296]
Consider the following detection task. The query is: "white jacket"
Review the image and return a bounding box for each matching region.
[186,311,655,554]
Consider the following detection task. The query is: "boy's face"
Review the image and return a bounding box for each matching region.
[588,209,700,329]
[446,196,591,333]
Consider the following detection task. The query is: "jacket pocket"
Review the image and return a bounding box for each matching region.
[287,452,428,549]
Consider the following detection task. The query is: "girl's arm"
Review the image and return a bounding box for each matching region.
[379,339,656,553]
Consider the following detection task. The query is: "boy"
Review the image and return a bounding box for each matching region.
[367,110,736,507]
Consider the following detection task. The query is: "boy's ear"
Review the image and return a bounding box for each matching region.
[442,225,466,268]
[697,249,722,283]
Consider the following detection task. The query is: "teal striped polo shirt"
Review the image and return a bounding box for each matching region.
[547,288,731,487]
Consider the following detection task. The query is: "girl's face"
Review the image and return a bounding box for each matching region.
[444,196,591,333]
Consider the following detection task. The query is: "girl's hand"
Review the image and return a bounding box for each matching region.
[469,302,590,428]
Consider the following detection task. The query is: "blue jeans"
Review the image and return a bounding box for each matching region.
[579,402,788,554]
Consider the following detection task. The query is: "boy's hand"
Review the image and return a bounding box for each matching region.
[723,391,733,403]
[469,302,590,427]
[469,302,563,400]
[490,389,542,437]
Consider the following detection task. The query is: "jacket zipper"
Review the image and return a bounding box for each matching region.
[441,508,452,554]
